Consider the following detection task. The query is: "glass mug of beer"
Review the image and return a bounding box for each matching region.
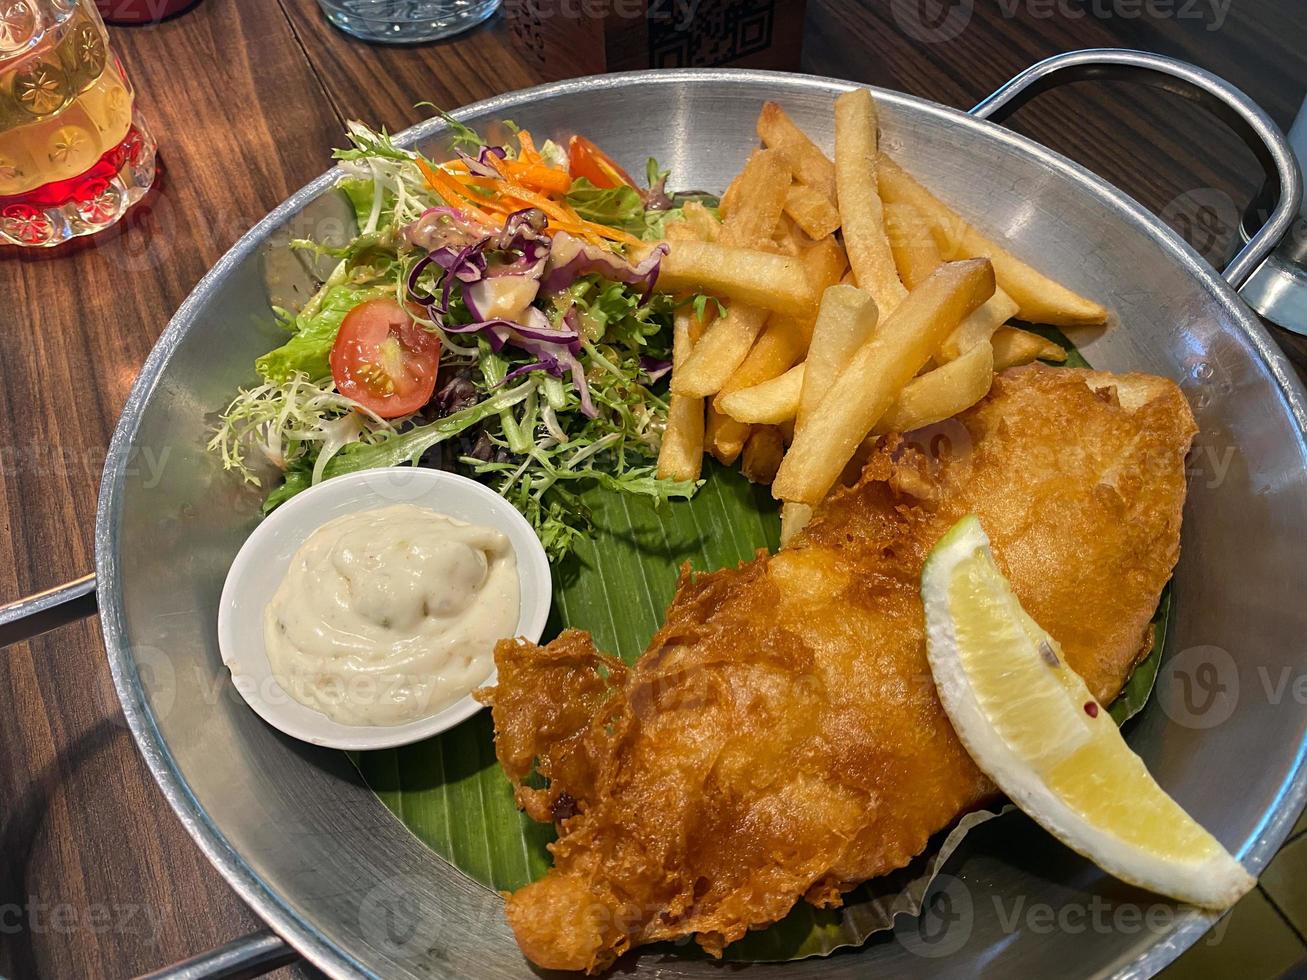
[0,0,156,247]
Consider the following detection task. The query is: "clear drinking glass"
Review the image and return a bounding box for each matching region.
[316,0,500,44]
[0,0,156,247]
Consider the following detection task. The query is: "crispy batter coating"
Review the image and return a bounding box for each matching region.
[481,365,1198,972]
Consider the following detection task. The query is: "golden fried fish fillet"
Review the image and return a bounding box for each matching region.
[480,365,1198,972]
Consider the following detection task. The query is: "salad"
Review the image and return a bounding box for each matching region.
[210,112,717,559]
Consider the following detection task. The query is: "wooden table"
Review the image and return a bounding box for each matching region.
[3,1,1305,975]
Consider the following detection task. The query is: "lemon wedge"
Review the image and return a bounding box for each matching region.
[922,515,1254,909]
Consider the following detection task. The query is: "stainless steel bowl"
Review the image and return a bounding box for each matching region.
[5,50,1306,979]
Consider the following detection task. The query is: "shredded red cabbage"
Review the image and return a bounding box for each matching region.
[449,308,597,418]
[403,208,665,422]
[640,357,673,384]
[442,317,580,347]
[540,232,668,303]
[456,144,508,179]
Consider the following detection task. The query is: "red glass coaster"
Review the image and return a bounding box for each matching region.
[0,122,156,247]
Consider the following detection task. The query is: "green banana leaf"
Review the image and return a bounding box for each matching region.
[354,336,1171,961]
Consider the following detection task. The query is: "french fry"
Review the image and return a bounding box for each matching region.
[741,427,786,485]
[887,201,1018,361]
[873,339,995,434]
[719,173,740,220]
[885,201,945,289]
[718,364,805,424]
[877,155,1108,328]
[725,331,998,434]
[671,305,771,398]
[668,151,796,397]
[721,315,810,395]
[834,89,907,315]
[940,288,1019,361]
[798,284,880,433]
[665,201,722,243]
[757,101,837,202]
[657,306,710,482]
[801,234,851,294]
[656,241,817,316]
[721,148,791,248]
[772,214,809,256]
[665,221,703,244]
[715,236,848,404]
[779,502,813,548]
[774,258,996,504]
[680,200,721,241]
[784,182,841,240]
[991,326,1069,370]
[706,404,749,465]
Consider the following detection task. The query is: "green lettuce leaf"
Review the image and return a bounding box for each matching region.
[639,207,685,241]
[260,466,311,515]
[323,382,535,475]
[255,283,391,383]
[567,275,672,351]
[566,177,721,241]
[338,177,379,229]
[565,178,645,230]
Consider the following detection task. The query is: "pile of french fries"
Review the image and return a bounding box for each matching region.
[653,91,1108,544]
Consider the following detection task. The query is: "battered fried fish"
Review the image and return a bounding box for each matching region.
[480,365,1198,972]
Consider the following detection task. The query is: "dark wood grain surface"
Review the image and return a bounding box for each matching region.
[1,1,1304,975]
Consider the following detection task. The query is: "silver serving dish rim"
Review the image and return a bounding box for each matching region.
[94,67,1307,979]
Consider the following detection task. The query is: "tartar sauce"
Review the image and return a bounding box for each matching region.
[264,504,520,726]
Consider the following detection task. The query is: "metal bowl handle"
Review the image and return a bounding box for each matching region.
[0,573,97,648]
[969,47,1302,290]
[136,928,297,979]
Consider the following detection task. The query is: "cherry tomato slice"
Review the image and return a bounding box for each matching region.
[567,135,637,190]
[330,299,440,419]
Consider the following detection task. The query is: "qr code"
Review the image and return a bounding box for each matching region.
[648,0,776,69]
[504,0,547,66]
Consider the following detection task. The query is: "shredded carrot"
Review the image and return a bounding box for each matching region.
[456,173,594,226]
[419,158,642,247]
[498,185,643,246]
[416,159,500,224]
[443,157,570,196]
[515,130,542,165]
[497,159,573,195]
